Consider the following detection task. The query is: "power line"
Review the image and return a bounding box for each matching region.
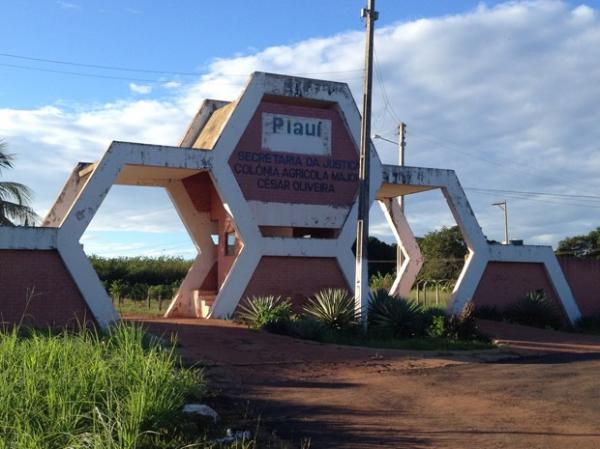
[0,50,364,79]
[373,48,402,125]
[467,189,600,209]
[372,135,600,203]
[0,51,202,76]
[0,62,163,83]
[406,124,599,193]
[465,187,600,202]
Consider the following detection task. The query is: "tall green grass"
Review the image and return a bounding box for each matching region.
[0,323,201,449]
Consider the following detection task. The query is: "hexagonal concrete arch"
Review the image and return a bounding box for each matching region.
[375,164,582,323]
[0,71,583,328]
[166,72,383,318]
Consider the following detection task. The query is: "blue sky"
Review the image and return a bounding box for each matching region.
[2,1,600,258]
[1,0,512,108]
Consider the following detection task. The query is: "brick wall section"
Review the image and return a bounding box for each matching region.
[558,257,600,316]
[182,172,212,212]
[229,99,359,206]
[182,171,242,288]
[471,261,568,321]
[0,249,95,328]
[239,256,350,311]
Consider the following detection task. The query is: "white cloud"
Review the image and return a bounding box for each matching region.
[57,1,80,10]
[162,81,182,90]
[129,83,153,94]
[2,0,600,256]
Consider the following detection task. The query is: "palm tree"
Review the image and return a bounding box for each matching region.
[0,139,39,226]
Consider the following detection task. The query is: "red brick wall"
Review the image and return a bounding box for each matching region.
[471,261,567,320]
[240,256,350,311]
[558,257,600,316]
[182,172,213,213]
[182,172,241,289]
[0,249,95,328]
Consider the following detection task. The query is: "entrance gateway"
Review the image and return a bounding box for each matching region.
[0,72,582,328]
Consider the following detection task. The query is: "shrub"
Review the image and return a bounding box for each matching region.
[237,295,293,332]
[504,290,563,329]
[368,289,425,338]
[285,316,328,341]
[369,272,395,292]
[426,314,446,338]
[444,303,482,340]
[303,289,358,331]
[575,313,600,335]
[473,305,504,321]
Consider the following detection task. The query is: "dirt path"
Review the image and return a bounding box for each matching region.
[129,316,600,449]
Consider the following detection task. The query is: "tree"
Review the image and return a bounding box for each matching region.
[556,227,600,259]
[0,139,38,226]
[108,280,127,302]
[366,236,397,277]
[417,226,467,281]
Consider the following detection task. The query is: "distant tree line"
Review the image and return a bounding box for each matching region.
[555,227,600,259]
[90,225,599,301]
[369,224,600,283]
[89,255,192,301]
[365,226,468,282]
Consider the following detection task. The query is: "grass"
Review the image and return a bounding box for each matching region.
[0,322,304,449]
[408,288,453,308]
[115,298,167,317]
[0,323,293,449]
[0,323,203,449]
[301,328,495,351]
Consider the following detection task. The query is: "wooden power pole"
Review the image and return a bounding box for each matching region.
[355,0,378,325]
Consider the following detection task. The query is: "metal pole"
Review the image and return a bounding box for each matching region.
[355,0,378,326]
[504,201,509,244]
[492,200,509,244]
[397,122,406,272]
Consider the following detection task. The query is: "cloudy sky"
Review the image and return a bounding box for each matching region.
[1,0,599,257]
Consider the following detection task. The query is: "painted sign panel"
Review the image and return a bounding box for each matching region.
[262,113,331,155]
[229,100,359,207]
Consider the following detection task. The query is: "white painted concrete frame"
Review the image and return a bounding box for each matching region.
[179,72,384,318]
[377,164,582,323]
[378,198,423,298]
[486,244,581,323]
[4,73,380,324]
[164,181,218,318]
[37,142,214,328]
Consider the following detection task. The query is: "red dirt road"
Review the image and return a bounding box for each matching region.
[129,316,600,449]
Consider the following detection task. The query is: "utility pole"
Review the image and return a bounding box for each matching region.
[492,200,509,244]
[397,122,406,271]
[355,0,378,326]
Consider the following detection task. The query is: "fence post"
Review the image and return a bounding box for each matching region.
[423,281,429,307]
[158,294,162,311]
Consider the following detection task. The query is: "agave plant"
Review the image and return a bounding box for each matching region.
[237,295,292,331]
[504,290,563,329]
[368,289,425,338]
[303,289,357,331]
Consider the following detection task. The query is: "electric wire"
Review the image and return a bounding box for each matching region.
[0,50,364,80]
[466,189,600,209]
[0,62,163,83]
